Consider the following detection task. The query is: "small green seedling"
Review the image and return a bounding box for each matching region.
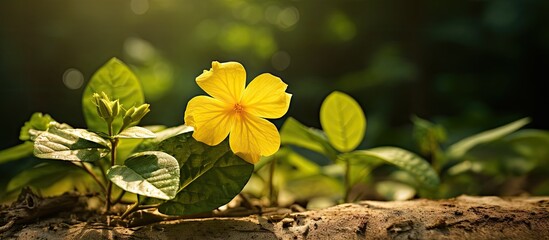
[255,91,439,204]
[0,58,253,224]
[412,116,549,198]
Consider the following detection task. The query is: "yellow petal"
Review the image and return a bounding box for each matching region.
[196,61,246,104]
[240,73,291,119]
[184,96,234,146]
[230,113,280,164]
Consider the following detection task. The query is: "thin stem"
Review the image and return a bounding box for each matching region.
[238,193,256,210]
[135,204,161,210]
[117,199,136,205]
[97,159,108,183]
[121,201,160,220]
[79,162,107,195]
[105,123,117,213]
[429,139,439,173]
[112,190,127,206]
[268,157,277,206]
[344,160,352,203]
[351,167,374,202]
[120,201,139,219]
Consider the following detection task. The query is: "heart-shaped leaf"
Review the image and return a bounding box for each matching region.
[320,91,366,153]
[33,124,110,162]
[107,151,179,200]
[143,132,253,215]
[82,58,144,134]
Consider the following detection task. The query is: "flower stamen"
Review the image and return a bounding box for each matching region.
[233,103,244,113]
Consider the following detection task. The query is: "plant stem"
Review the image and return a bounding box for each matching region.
[79,162,107,195]
[430,139,440,173]
[105,123,117,213]
[121,200,160,220]
[344,160,351,203]
[120,201,139,219]
[97,159,108,183]
[268,157,276,206]
[351,167,374,202]
[135,204,161,210]
[112,190,126,206]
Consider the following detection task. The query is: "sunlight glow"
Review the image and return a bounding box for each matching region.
[124,37,155,62]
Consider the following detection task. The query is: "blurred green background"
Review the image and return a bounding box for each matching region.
[1,0,548,151]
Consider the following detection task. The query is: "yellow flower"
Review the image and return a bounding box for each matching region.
[184,61,292,164]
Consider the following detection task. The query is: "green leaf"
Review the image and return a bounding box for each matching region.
[107,151,180,200]
[274,147,321,176]
[19,112,54,141]
[457,129,549,176]
[255,147,323,195]
[82,58,144,134]
[5,161,90,197]
[280,117,338,161]
[149,132,253,215]
[447,117,530,159]
[505,129,549,167]
[320,91,366,153]
[116,126,156,139]
[411,115,447,155]
[133,125,194,153]
[33,124,110,162]
[6,162,72,192]
[115,126,169,164]
[0,142,34,164]
[341,147,439,189]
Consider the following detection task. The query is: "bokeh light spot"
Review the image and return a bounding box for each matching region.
[253,29,277,59]
[219,24,252,51]
[265,5,281,24]
[233,3,262,24]
[130,0,149,15]
[327,11,356,41]
[271,51,291,71]
[62,68,84,90]
[277,7,299,30]
[124,37,156,62]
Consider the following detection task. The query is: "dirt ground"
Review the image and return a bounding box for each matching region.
[1,190,549,239]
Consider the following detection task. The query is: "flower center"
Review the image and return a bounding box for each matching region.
[233,103,244,114]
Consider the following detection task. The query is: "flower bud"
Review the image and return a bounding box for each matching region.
[131,104,150,122]
[123,107,135,126]
[98,99,113,120]
[92,92,121,123]
[111,100,120,118]
[122,104,150,128]
[92,93,102,109]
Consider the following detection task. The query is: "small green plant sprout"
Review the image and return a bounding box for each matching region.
[0,58,256,225]
[258,91,439,205]
[412,116,549,198]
